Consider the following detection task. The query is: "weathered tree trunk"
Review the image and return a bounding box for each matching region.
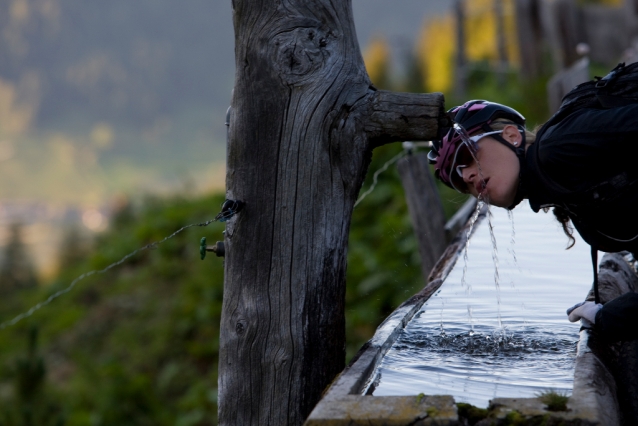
[219,1,447,425]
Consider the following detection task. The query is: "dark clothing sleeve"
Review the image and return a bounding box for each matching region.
[595,292,638,342]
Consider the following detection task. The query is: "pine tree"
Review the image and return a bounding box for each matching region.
[0,327,65,426]
[57,225,88,271]
[0,224,37,294]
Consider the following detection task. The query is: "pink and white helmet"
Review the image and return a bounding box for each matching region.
[428,100,525,190]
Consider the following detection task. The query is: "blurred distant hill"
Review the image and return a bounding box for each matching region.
[0,0,235,132]
[0,0,453,278]
[0,0,455,222]
[0,0,451,143]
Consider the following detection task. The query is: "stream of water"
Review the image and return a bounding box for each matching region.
[370,203,598,407]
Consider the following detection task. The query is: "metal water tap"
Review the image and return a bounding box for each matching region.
[200,237,225,259]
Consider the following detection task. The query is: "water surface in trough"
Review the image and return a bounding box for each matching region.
[370,203,599,407]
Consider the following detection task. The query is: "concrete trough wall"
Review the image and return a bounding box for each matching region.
[305,208,638,424]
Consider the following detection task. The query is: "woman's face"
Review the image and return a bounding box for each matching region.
[460,125,523,208]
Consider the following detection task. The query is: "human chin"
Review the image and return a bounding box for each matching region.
[485,180,517,208]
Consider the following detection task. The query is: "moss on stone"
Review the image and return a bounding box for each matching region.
[537,390,569,412]
[457,402,489,425]
[503,410,526,425]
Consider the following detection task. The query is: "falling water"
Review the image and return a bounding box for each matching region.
[461,139,488,296]
[507,209,522,285]
[461,199,485,295]
[370,204,594,407]
[486,204,502,328]
[507,209,518,267]
[459,199,486,333]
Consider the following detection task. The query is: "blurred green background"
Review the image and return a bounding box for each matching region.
[0,0,630,424]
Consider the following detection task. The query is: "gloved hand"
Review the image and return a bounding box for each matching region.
[566,301,603,328]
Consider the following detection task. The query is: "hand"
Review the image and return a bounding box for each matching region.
[566,301,602,328]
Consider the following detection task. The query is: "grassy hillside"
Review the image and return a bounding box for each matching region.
[0,144,465,424]
[0,193,227,425]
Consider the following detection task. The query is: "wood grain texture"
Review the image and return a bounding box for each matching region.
[219,1,447,424]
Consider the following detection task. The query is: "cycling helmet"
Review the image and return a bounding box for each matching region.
[428,100,527,208]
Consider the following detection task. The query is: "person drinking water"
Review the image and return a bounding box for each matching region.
[427,99,638,342]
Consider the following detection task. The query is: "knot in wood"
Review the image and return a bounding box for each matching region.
[271,27,330,85]
[235,319,247,336]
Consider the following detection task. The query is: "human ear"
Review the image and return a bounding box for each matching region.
[502,124,523,146]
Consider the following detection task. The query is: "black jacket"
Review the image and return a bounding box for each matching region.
[523,104,638,341]
[524,104,638,253]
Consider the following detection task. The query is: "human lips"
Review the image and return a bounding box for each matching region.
[475,178,489,195]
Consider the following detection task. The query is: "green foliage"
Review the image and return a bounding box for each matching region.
[14,328,46,402]
[447,63,550,128]
[457,402,489,425]
[0,327,65,426]
[0,21,560,424]
[57,226,91,272]
[537,390,569,412]
[0,177,463,421]
[0,224,38,294]
[504,410,526,425]
[0,193,226,425]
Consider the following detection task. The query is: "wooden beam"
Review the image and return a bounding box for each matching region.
[397,152,447,283]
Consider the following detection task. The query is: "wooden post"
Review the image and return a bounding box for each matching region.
[515,0,544,79]
[546,56,589,113]
[220,2,448,425]
[582,2,635,65]
[454,0,467,100]
[397,152,447,284]
[539,0,581,72]
[495,0,509,84]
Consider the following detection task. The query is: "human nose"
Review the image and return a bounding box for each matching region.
[461,165,477,184]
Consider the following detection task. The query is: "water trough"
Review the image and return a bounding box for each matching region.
[305,200,638,425]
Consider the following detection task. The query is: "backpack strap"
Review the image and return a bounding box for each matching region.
[594,62,626,89]
[597,92,638,108]
[595,62,638,107]
[592,245,600,304]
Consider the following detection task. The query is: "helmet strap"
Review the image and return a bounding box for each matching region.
[507,129,527,210]
[483,124,528,210]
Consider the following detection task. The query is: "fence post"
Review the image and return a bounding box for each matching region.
[515,0,544,80]
[547,56,589,113]
[397,152,447,284]
[495,0,509,84]
[454,0,467,100]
